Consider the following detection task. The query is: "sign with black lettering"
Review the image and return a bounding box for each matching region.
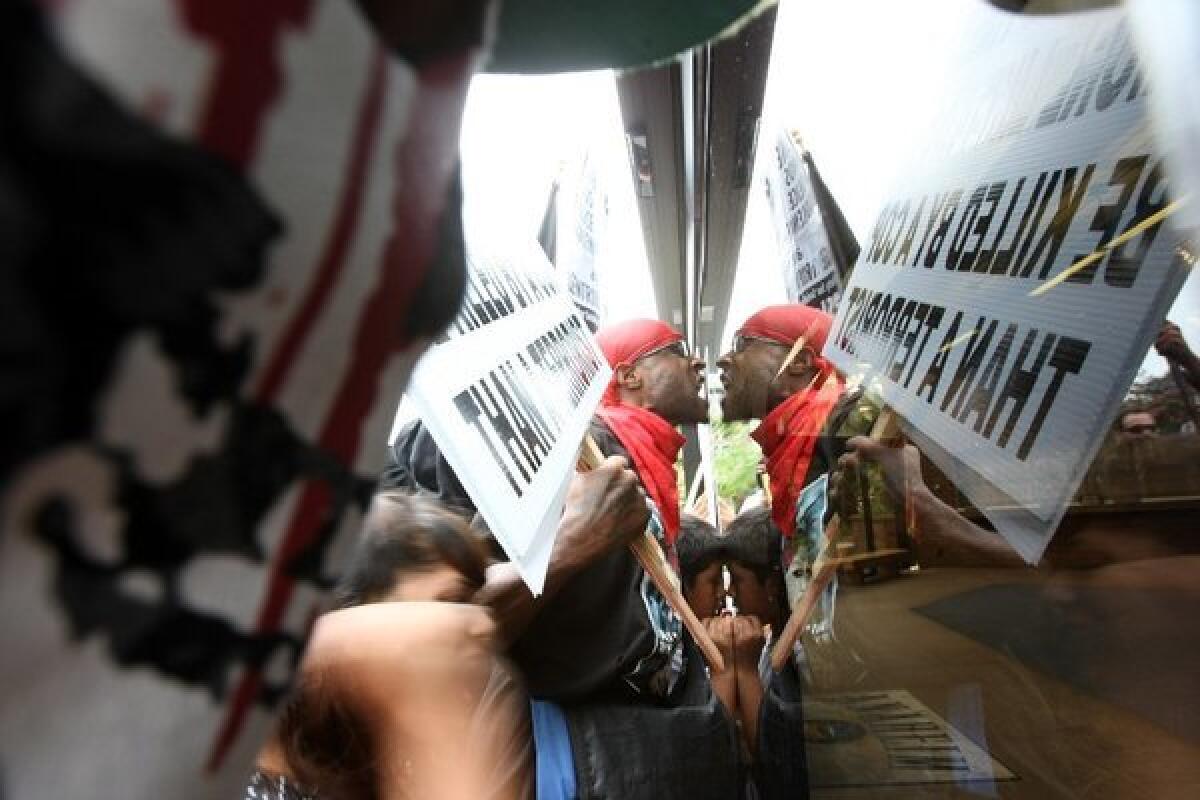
[763,128,844,311]
[804,690,1014,787]
[558,152,606,332]
[823,8,1190,562]
[408,237,611,592]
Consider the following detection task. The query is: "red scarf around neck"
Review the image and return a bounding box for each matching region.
[594,403,685,545]
[750,366,843,538]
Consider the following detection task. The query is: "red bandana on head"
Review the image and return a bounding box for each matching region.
[740,305,844,538]
[594,319,686,544]
[595,319,683,405]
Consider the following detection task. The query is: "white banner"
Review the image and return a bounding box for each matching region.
[408,238,611,592]
[763,128,843,311]
[823,9,1190,563]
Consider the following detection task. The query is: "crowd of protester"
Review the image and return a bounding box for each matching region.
[240,304,1200,799]
[244,307,856,799]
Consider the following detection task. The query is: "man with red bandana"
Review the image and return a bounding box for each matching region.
[387,317,742,799]
[717,303,868,799]
[482,318,707,701]
[591,318,709,558]
[718,304,857,645]
[399,317,711,699]
[534,317,744,799]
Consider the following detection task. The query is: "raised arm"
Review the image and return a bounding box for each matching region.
[474,455,650,643]
[839,437,1027,568]
[1156,321,1200,392]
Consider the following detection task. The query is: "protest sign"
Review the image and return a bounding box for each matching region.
[541,148,612,332]
[804,690,1014,787]
[557,153,607,331]
[407,237,610,592]
[763,128,845,311]
[822,8,1191,563]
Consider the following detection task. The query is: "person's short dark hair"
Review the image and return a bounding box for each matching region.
[722,507,780,582]
[676,514,724,589]
[336,490,489,608]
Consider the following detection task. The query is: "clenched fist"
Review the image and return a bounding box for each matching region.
[554,455,650,570]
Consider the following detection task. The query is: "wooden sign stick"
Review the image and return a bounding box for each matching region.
[769,408,899,671]
[578,436,726,673]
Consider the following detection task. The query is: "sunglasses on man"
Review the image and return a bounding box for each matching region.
[731,334,784,354]
[642,340,691,360]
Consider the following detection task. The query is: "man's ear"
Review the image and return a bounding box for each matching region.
[616,363,642,389]
[784,347,815,376]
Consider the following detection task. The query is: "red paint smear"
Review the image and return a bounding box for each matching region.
[141,88,173,126]
[206,51,476,771]
[254,51,389,405]
[177,0,313,168]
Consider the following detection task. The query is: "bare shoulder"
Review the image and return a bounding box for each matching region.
[304,603,496,696]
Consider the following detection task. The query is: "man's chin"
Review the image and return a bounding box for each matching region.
[678,403,711,426]
[719,397,745,423]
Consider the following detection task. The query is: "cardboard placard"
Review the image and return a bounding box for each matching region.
[763,128,844,311]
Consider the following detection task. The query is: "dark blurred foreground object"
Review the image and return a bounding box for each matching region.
[986,0,1118,12]
[489,0,761,73]
[352,0,762,73]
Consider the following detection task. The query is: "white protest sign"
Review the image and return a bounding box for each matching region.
[763,128,843,311]
[823,8,1191,563]
[557,152,607,332]
[407,236,611,592]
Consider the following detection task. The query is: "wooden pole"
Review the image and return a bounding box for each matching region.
[578,436,725,672]
[769,408,899,671]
